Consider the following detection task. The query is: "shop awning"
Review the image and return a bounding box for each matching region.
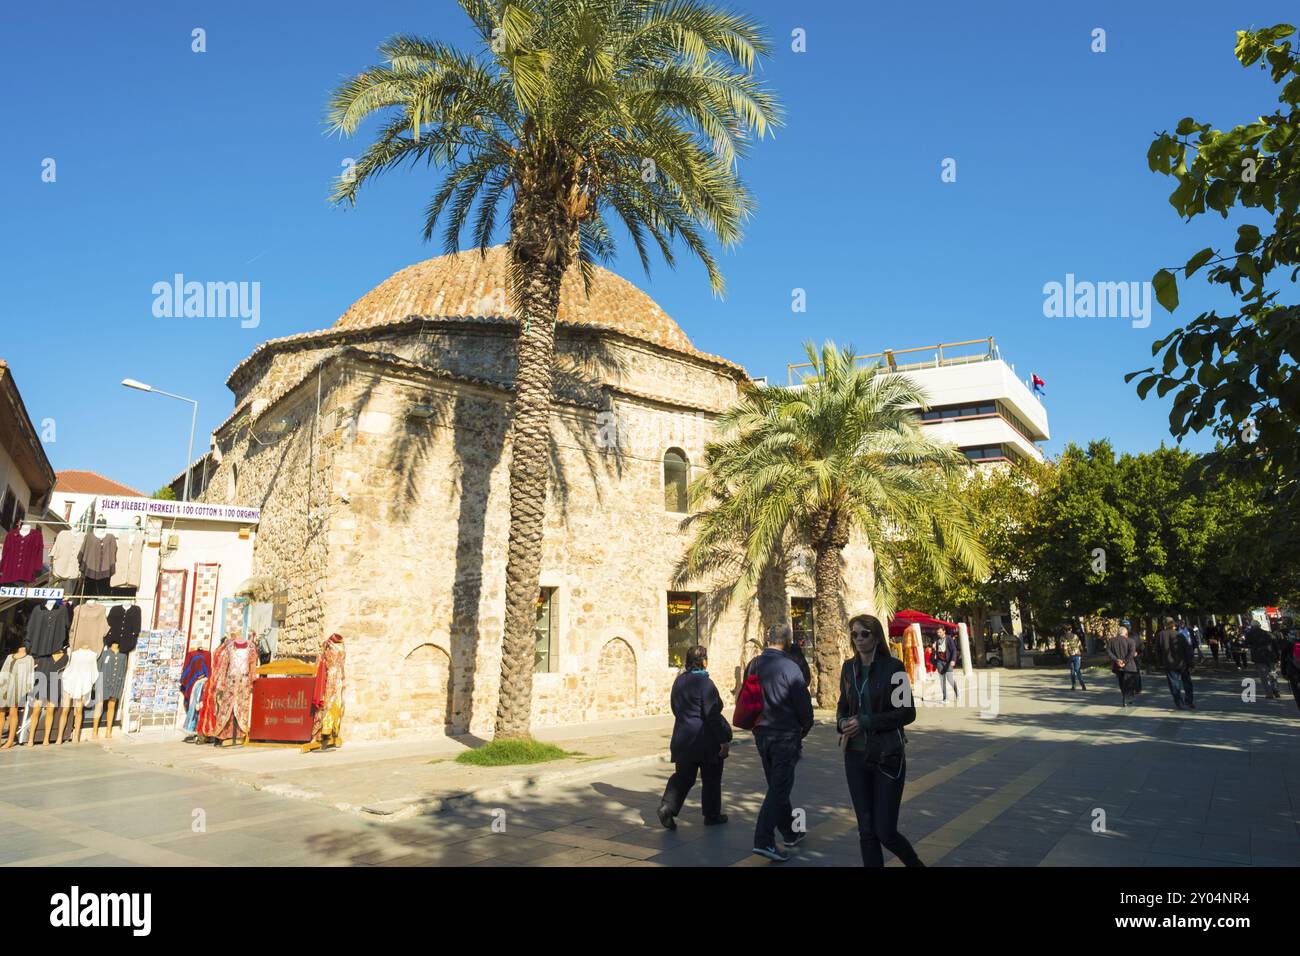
[888,609,958,637]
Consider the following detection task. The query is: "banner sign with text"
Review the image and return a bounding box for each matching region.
[0,586,64,599]
[98,497,260,524]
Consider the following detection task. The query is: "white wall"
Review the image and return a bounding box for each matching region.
[139,518,258,652]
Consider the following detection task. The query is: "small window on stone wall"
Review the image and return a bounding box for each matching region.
[667,592,699,668]
[535,588,557,674]
[664,448,689,513]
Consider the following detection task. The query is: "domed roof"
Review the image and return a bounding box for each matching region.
[334,245,698,354]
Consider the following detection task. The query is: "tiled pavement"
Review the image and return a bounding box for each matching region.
[0,666,1297,866]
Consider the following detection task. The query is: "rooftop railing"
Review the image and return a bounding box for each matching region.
[786,337,998,385]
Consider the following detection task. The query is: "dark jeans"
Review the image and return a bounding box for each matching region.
[1069,655,1086,688]
[1179,669,1194,705]
[753,730,801,848]
[1165,669,1186,705]
[661,758,723,819]
[843,749,920,867]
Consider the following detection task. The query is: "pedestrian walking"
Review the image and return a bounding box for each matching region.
[1062,627,1086,690]
[1106,626,1140,707]
[934,627,960,703]
[744,622,814,863]
[658,645,733,830]
[1207,625,1220,664]
[835,613,923,868]
[1157,617,1195,710]
[1245,623,1280,699]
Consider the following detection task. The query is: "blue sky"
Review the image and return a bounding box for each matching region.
[2,0,1293,494]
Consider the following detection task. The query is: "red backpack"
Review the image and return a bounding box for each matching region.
[733,667,764,730]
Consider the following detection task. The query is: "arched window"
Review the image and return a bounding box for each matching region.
[663,448,689,513]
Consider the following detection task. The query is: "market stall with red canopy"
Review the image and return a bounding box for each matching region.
[889,609,958,638]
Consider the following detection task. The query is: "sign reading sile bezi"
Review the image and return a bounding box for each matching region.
[98,497,260,524]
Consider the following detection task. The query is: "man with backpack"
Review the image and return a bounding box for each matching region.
[737,622,814,863]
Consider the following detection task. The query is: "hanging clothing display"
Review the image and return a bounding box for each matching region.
[32,653,68,704]
[97,647,129,701]
[25,605,69,657]
[198,639,257,741]
[0,652,35,708]
[105,604,142,654]
[180,649,211,708]
[62,647,100,701]
[185,675,208,733]
[311,634,346,738]
[78,532,117,581]
[901,625,921,687]
[50,530,86,581]
[109,532,146,589]
[0,527,45,584]
[69,604,109,655]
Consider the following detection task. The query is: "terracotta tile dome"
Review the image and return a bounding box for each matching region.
[334,245,699,354]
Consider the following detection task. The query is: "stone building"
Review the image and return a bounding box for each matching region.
[194,247,874,740]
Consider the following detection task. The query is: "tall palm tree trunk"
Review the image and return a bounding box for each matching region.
[812,542,847,707]
[757,553,789,634]
[494,245,565,740]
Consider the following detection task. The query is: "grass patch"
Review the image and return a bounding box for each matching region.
[454,739,577,767]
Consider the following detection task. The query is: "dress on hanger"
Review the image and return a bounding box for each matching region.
[105,605,142,654]
[69,604,109,655]
[0,527,45,584]
[32,654,68,704]
[78,533,117,582]
[97,647,129,701]
[0,654,35,708]
[50,530,85,581]
[110,533,145,589]
[25,605,68,657]
[62,647,100,700]
[199,640,257,740]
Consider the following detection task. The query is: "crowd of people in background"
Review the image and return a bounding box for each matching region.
[1058,615,1300,713]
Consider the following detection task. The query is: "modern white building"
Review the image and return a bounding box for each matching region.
[788,337,1050,465]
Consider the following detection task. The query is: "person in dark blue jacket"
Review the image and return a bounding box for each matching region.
[658,645,733,829]
[747,622,814,862]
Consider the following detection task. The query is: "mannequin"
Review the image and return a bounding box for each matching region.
[304,633,346,753]
[92,642,128,738]
[0,647,35,748]
[26,649,68,746]
[59,643,100,744]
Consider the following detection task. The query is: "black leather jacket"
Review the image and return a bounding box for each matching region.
[834,655,916,738]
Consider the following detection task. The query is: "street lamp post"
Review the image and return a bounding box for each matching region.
[122,379,198,502]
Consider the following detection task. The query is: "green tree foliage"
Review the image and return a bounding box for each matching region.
[681,341,987,695]
[152,486,176,501]
[1132,23,1300,497]
[894,459,1053,649]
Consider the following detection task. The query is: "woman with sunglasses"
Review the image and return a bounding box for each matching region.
[836,613,924,867]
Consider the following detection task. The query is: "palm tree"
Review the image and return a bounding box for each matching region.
[684,341,989,698]
[328,0,779,739]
